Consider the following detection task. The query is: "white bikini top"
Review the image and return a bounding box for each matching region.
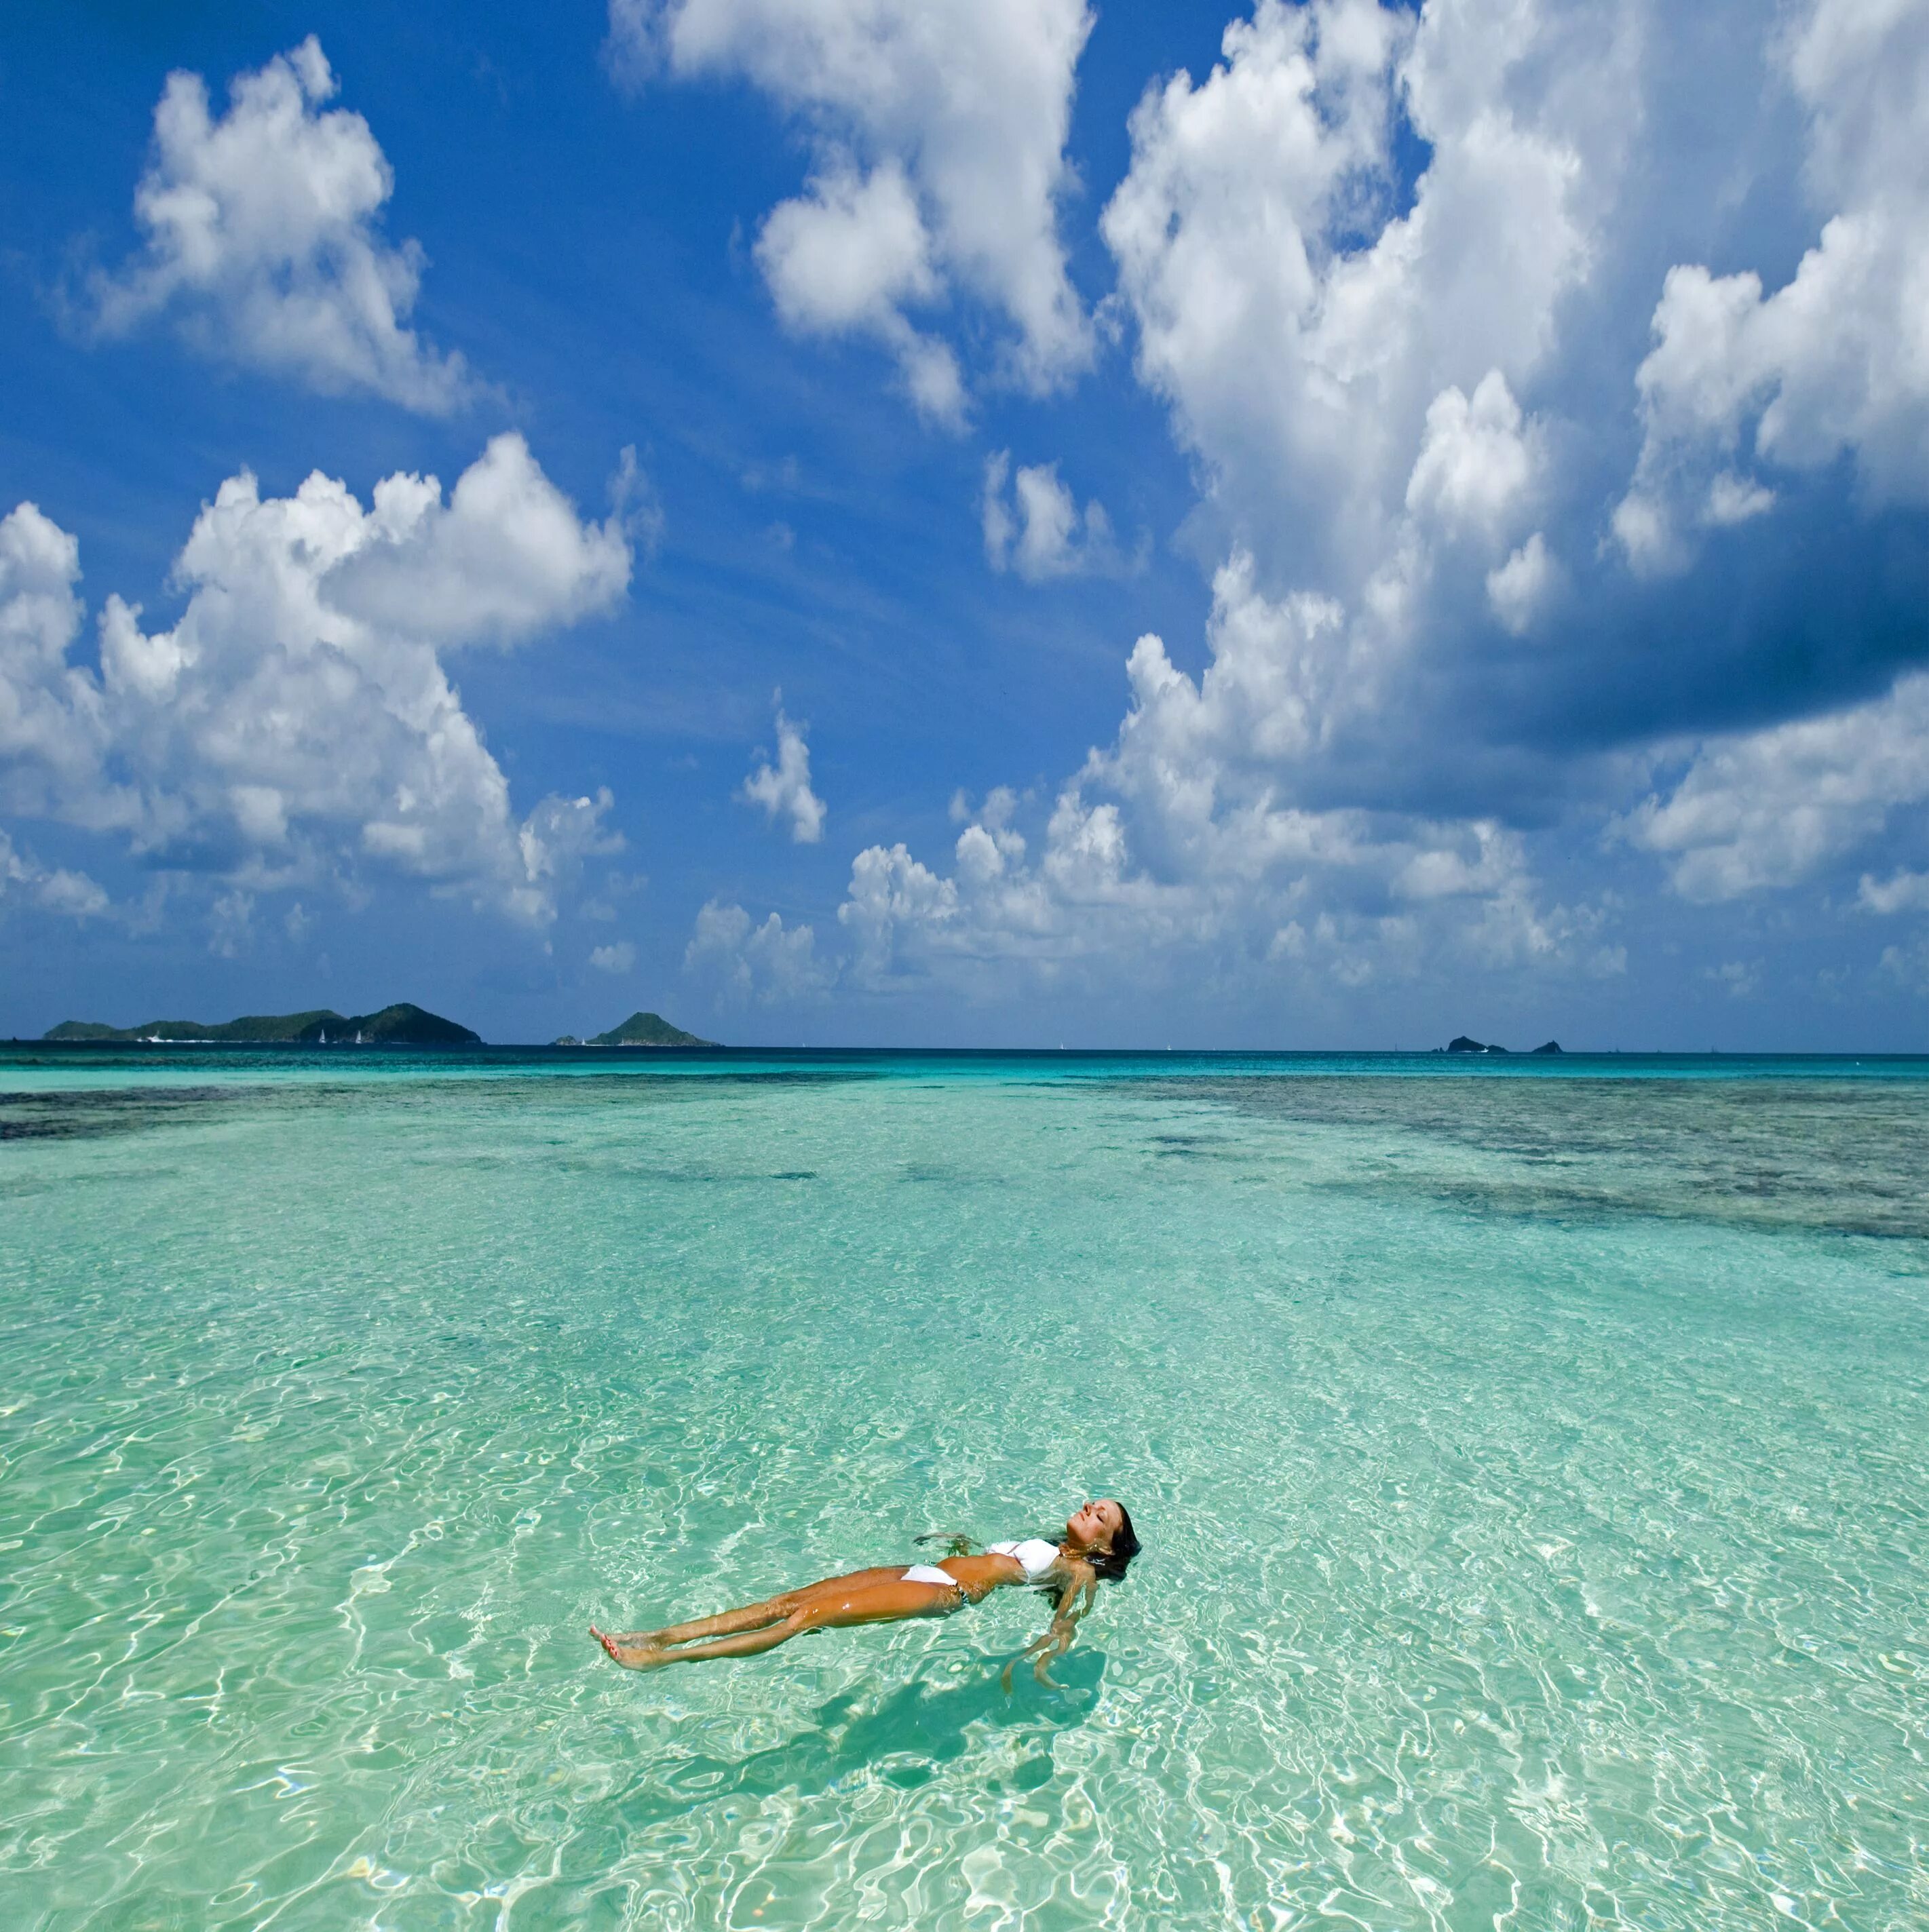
[988,1537,1060,1580]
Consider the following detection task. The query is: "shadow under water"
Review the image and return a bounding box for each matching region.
[611,1653,1105,1832]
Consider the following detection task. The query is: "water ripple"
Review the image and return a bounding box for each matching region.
[2,1065,1926,1927]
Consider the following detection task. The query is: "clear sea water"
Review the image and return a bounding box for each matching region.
[3,1046,1928,1931]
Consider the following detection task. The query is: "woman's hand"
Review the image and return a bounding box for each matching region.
[1001,1566,1096,1689]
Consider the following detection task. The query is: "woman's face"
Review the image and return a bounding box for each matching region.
[1065,1499,1124,1552]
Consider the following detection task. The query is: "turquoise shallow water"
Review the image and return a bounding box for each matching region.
[3,1048,1928,1931]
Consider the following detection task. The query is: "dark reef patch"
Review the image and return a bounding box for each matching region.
[1134,1074,1929,1244]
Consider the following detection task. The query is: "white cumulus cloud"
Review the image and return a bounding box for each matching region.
[1405,372,1541,547]
[755,161,963,425]
[1860,869,1929,916]
[0,436,631,923]
[604,0,1929,1015]
[1615,0,1929,572]
[832,555,1617,1004]
[609,0,1094,413]
[90,37,469,411]
[1620,672,1929,903]
[651,0,1926,1014]
[590,940,637,973]
[739,697,826,843]
[328,434,632,644]
[1102,0,1597,596]
[1485,533,1560,637]
[685,898,830,1003]
[1067,0,1637,873]
[0,829,108,921]
[0,501,109,819]
[981,452,1121,581]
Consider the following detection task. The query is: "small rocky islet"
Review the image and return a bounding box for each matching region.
[552,1011,716,1048]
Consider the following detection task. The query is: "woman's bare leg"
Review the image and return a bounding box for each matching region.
[591,1568,912,1657]
[612,1608,815,1668]
[598,1598,795,1649]
[590,1604,787,1665]
[596,1579,959,1671]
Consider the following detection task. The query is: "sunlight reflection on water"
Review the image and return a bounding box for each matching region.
[2,1051,1926,1929]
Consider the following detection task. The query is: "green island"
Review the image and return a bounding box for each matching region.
[556,1011,715,1047]
[43,1003,480,1045]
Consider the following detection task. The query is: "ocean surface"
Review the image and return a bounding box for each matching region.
[3,1046,1927,1931]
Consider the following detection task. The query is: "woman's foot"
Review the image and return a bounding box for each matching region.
[590,1624,669,1669]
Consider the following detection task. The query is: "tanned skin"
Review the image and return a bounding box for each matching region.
[591,1499,1126,1686]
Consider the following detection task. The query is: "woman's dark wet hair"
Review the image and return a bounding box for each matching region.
[1089,1503,1141,1583]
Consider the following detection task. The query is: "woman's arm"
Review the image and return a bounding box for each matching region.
[1001,1564,1097,1688]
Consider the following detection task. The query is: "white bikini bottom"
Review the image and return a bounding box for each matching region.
[902,1563,959,1587]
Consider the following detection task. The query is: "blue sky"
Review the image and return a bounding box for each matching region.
[2,0,1927,1048]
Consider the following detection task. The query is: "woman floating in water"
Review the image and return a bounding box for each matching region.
[592,1499,1139,1684]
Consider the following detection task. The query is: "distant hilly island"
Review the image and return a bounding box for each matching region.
[29,1013,1541,1053]
[555,1011,716,1047]
[45,1003,481,1045]
[40,1003,718,1048]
